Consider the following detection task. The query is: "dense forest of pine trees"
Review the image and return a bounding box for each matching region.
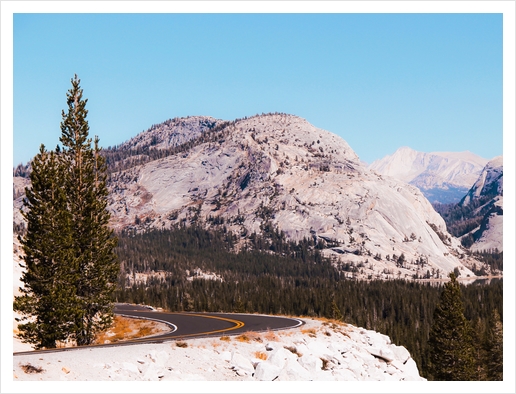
[113,224,503,380]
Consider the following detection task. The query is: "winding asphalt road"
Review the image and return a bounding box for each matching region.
[114,304,305,343]
[13,304,304,355]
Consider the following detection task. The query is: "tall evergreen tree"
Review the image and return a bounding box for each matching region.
[59,75,119,346]
[14,75,118,349]
[14,146,77,349]
[427,272,476,380]
[330,298,344,321]
[471,317,488,380]
[484,309,503,380]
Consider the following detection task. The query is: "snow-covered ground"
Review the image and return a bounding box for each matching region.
[10,316,428,394]
[10,317,512,394]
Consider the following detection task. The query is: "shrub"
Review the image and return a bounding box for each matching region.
[301,328,317,337]
[264,330,278,341]
[20,364,44,374]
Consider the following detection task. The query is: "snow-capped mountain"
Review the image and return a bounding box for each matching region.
[369,147,488,204]
[99,113,481,279]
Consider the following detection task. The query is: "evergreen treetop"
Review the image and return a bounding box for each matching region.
[427,272,476,380]
[14,75,118,349]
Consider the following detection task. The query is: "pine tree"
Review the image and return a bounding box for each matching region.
[484,309,503,380]
[471,317,488,380]
[330,298,343,321]
[14,75,119,349]
[59,75,119,346]
[14,146,77,349]
[427,272,476,380]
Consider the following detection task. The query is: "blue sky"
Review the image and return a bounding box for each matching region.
[2,4,516,392]
[11,12,504,166]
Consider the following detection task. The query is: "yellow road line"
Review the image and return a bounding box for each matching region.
[129,313,245,342]
[13,313,246,354]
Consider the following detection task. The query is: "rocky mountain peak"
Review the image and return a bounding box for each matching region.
[458,156,503,253]
[117,115,223,152]
[369,147,488,204]
[103,113,482,280]
[461,156,503,206]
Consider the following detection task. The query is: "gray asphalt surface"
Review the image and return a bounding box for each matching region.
[114,303,305,342]
[13,304,304,355]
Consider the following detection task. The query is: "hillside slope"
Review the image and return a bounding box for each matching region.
[460,156,503,252]
[104,113,478,280]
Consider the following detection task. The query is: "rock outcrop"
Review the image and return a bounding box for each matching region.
[459,156,503,252]
[105,113,477,280]
[13,113,482,280]
[13,318,425,381]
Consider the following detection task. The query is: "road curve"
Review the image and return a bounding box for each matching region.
[114,303,305,343]
[13,304,304,355]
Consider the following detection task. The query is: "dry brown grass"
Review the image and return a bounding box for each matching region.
[263,330,278,341]
[94,316,164,344]
[301,328,317,337]
[220,335,231,342]
[254,351,268,360]
[235,331,262,343]
[316,317,352,337]
[175,341,188,348]
[318,317,348,327]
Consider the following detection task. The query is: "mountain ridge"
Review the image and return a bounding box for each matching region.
[369,146,488,204]
[14,113,495,280]
[89,113,484,280]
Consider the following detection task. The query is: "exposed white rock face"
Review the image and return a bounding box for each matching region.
[460,156,503,252]
[13,176,29,226]
[461,156,503,206]
[469,198,503,252]
[12,318,426,382]
[106,113,477,280]
[369,147,488,204]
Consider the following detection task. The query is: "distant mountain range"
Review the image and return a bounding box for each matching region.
[369,147,488,204]
[14,114,499,279]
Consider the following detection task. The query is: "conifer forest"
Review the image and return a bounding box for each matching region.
[113,224,503,380]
